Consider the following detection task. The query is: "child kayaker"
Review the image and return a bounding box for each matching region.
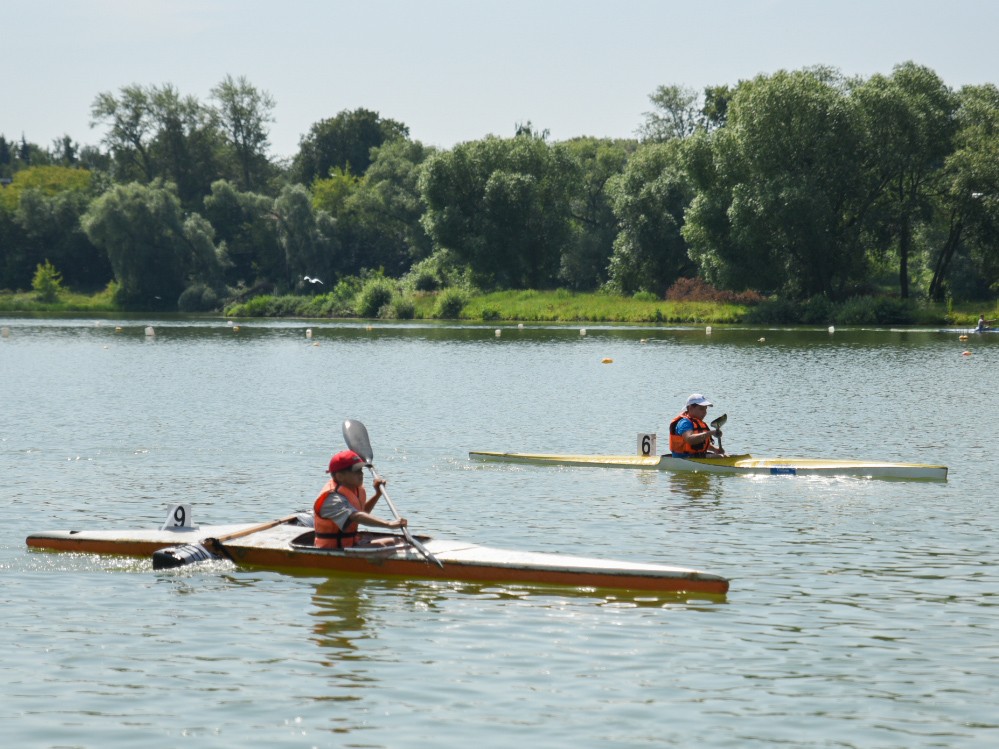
[669,393,727,457]
[313,450,407,549]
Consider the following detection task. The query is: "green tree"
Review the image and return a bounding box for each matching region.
[853,62,958,298]
[606,140,695,294]
[202,179,283,288]
[0,166,109,291]
[149,84,223,207]
[210,75,276,191]
[90,84,157,181]
[32,259,64,302]
[684,69,870,299]
[638,84,704,142]
[561,137,635,290]
[293,108,409,184]
[81,181,221,309]
[929,84,999,299]
[420,135,578,289]
[272,184,338,291]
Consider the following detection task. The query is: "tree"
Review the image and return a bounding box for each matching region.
[81,181,221,309]
[606,140,695,294]
[683,69,871,299]
[210,75,276,191]
[32,259,64,302]
[90,84,157,181]
[149,84,222,207]
[293,108,409,184]
[638,84,705,142]
[928,84,999,300]
[271,184,338,290]
[420,135,578,289]
[853,62,958,298]
[561,137,635,290]
[0,166,109,291]
[202,179,283,289]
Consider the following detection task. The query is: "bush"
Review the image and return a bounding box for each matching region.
[434,287,467,319]
[355,277,396,318]
[632,290,658,302]
[32,260,64,303]
[834,296,916,325]
[666,277,764,304]
[178,283,220,312]
[390,297,416,319]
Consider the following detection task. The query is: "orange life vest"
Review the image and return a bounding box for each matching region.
[669,412,713,455]
[313,479,366,549]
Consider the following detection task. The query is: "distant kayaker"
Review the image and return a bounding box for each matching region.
[669,394,726,457]
[313,450,408,549]
[977,314,992,332]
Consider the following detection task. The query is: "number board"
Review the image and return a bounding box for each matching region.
[637,433,657,457]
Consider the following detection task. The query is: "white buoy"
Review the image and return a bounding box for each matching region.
[1,326,10,338]
[828,326,835,334]
[517,323,524,329]
[580,328,587,336]
[706,326,712,335]
[758,337,766,342]
[114,326,122,333]
[145,326,155,337]
[495,329,501,337]
[305,328,313,339]
[227,320,234,327]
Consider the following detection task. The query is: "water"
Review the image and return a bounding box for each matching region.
[2,317,997,748]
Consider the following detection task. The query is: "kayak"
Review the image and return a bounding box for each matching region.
[938,327,998,334]
[469,451,948,481]
[24,512,729,595]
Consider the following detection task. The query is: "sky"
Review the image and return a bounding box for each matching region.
[5,0,999,161]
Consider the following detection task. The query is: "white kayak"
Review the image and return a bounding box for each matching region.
[469,451,948,481]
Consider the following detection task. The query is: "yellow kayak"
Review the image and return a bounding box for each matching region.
[469,451,948,481]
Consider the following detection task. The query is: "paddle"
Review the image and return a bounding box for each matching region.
[152,514,300,570]
[341,419,444,568]
[710,413,727,452]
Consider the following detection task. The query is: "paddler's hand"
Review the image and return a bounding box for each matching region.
[391,518,407,529]
[374,477,386,489]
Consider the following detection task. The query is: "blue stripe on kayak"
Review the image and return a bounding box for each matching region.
[769,467,797,475]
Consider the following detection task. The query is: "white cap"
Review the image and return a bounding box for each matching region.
[686,393,713,407]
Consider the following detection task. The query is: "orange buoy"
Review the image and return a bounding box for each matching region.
[962,350,972,356]
[601,357,613,364]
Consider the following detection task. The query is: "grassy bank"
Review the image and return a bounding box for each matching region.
[2,286,994,326]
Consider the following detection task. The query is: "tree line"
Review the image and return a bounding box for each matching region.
[1,63,996,313]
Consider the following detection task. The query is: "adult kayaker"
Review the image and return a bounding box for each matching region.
[313,450,407,549]
[669,394,726,457]
[977,314,992,332]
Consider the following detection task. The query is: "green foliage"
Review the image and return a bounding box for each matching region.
[177,283,219,312]
[632,291,658,302]
[81,181,220,310]
[293,108,409,184]
[32,260,64,302]
[434,287,468,319]
[607,140,695,294]
[389,297,416,319]
[420,135,579,289]
[355,276,396,318]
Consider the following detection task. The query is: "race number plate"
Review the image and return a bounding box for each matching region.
[161,504,197,530]
[637,433,657,457]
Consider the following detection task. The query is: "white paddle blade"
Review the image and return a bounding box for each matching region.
[342,419,375,461]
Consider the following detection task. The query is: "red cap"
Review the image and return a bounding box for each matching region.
[327,450,369,474]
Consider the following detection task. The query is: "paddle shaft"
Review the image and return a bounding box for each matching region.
[213,514,302,543]
[366,465,443,568]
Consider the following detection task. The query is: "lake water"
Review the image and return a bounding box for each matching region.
[2,316,997,748]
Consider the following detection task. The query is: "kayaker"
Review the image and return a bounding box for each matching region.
[313,450,408,549]
[669,394,726,457]
[977,314,992,332]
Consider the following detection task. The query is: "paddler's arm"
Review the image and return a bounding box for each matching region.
[363,478,386,512]
[351,511,407,530]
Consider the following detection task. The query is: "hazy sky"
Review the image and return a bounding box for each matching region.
[5,0,998,161]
